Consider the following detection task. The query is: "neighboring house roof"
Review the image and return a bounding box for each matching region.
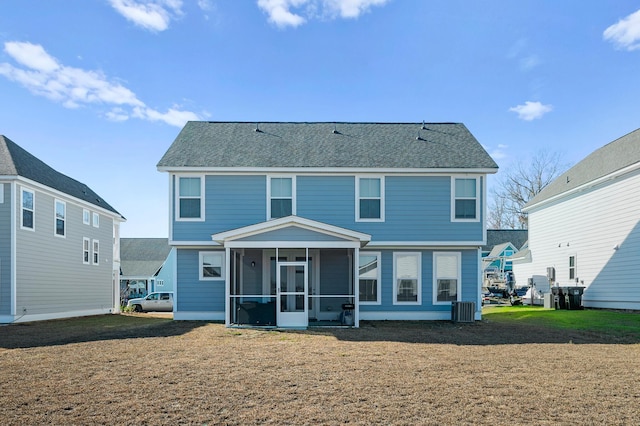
[486,242,517,259]
[120,238,171,278]
[0,135,123,217]
[482,229,528,253]
[525,128,640,209]
[157,122,499,170]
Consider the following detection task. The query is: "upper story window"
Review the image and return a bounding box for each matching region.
[199,251,224,280]
[83,209,90,225]
[357,177,384,221]
[55,200,66,237]
[433,252,461,304]
[393,252,421,305]
[21,188,35,230]
[268,176,295,219]
[359,252,381,304]
[177,176,204,220]
[92,212,100,228]
[452,177,479,221]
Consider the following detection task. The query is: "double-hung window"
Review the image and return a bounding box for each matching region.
[199,252,224,280]
[55,200,66,237]
[21,188,34,230]
[569,255,577,281]
[92,212,100,228]
[357,177,384,221]
[83,238,90,264]
[393,252,421,304]
[359,252,381,304]
[268,177,295,219]
[433,252,461,303]
[92,240,100,265]
[452,177,479,221]
[178,176,204,220]
[83,209,90,225]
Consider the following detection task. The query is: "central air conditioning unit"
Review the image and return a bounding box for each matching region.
[451,301,476,323]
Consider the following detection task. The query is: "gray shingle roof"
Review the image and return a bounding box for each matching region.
[0,135,123,217]
[525,128,640,209]
[120,238,171,277]
[157,122,499,170]
[482,229,528,253]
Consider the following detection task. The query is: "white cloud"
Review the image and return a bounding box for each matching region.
[509,101,553,121]
[0,41,200,127]
[483,144,508,161]
[603,9,640,51]
[109,0,183,32]
[519,54,540,71]
[257,0,389,28]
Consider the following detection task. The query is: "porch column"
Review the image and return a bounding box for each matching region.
[354,247,360,328]
[224,246,230,326]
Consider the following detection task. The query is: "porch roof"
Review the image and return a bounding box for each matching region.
[211,216,371,248]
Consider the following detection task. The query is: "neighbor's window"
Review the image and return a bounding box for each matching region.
[569,255,576,281]
[178,176,203,219]
[433,252,461,303]
[157,279,165,287]
[452,177,478,221]
[83,238,90,264]
[199,252,224,280]
[0,183,4,203]
[92,212,100,228]
[92,239,99,265]
[269,177,295,219]
[393,252,421,304]
[55,200,66,237]
[21,188,35,230]
[359,252,381,304]
[357,177,384,221]
[83,209,90,225]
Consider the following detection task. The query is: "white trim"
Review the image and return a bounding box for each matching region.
[432,251,462,305]
[367,241,483,248]
[158,166,499,175]
[1,308,115,324]
[83,208,90,225]
[212,215,371,245]
[199,251,225,281]
[175,174,205,222]
[10,181,17,316]
[393,252,422,305]
[174,311,225,321]
[20,186,35,231]
[169,240,222,247]
[0,183,3,203]
[83,237,91,265]
[54,199,66,238]
[451,175,480,222]
[225,241,361,249]
[224,247,230,326]
[92,212,100,228]
[356,176,385,222]
[359,311,452,321]
[267,175,297,220]
[92,239,100,265]
[358,251,382,305]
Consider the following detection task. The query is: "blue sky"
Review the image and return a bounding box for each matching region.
[1,0,639,237]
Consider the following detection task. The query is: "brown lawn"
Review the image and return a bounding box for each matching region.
[1,313,640,425]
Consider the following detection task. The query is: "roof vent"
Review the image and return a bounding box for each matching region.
[332,124,340,134]
[421,121,428,130]
[254,123,262,133]
[415,131,425,141]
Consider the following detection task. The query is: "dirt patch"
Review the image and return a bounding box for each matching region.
[1,316,639,425]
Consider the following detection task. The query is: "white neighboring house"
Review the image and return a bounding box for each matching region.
[0,135,125,323]
[513,128,640,310]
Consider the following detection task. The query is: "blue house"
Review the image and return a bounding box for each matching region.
[157,122,498,327]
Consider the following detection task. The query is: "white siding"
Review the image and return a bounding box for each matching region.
[519,168,640,309]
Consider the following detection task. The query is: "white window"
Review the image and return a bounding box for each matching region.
[569,255,577,281]
[0,183,4,203]
[157,279,164,287]
[356,177,384,221]
[268,176,295,219]
[21,188,35,230]
[92,239,99,265]
[177,176,204,220]
[55,200,66,237]
[433,252,461,304]
[199,252,224,280]
[393,252,421,305]
[452,177,479,221]
[92,212,100,228]
[359,252,381,304]
[83,209,90,225]
[83,238,90,264]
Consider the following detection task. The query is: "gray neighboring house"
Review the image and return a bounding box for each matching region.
[514,128,640,309]
[0,135,125,323]
[120,238,174,302]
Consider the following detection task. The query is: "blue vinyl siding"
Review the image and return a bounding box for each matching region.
[360,249,479,313]
[176,249,225,312]
[0,183,11,315]
[173,174,484,243]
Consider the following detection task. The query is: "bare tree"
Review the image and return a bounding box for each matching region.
[489,151,569,229]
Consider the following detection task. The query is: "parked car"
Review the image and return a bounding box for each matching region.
[127,292,173,312]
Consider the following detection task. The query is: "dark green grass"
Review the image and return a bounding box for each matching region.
[483,305,640,337]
